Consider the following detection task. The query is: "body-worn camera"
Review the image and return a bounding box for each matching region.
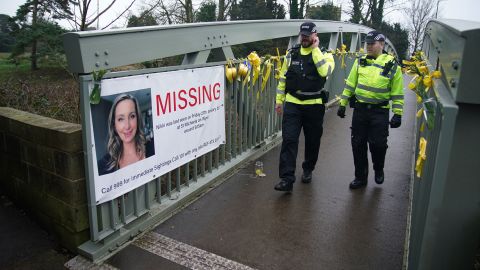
[359,58,368,67]
[382,60,394,76]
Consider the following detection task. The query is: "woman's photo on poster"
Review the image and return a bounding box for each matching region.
[91,89,155,176]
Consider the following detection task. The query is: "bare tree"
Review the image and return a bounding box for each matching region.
[139,0,233,24]
[137,0,174,25]
[218,0,227,20]
[139,0,186,24]
[345,0,402,28]
[284,0,311,18]
[218,0,236,21]
[68,0,137,31]
[299,0,309,18]
[157,0,176,24]
[404,0,435,52]
[176,0,194,22]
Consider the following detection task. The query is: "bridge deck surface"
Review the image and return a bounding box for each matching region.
[107,81,415,270]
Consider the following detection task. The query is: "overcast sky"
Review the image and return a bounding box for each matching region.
[1,0,479,30]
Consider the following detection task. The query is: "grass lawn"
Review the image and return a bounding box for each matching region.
[0,53,29,73]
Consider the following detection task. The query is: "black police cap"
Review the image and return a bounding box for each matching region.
[299,22,317,36]
[364,31,386,43]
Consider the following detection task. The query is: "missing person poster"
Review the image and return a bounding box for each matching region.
[89,66,225,204]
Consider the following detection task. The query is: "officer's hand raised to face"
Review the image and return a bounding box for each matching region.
[337,106,346,118]
[312,35,319,48]
[275,103,283,115]
[390,114,402,128]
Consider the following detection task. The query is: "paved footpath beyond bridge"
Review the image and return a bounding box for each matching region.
[68,79,415,270]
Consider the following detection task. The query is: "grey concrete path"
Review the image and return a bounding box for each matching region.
[0,193,73,270]
[106,85,416,269]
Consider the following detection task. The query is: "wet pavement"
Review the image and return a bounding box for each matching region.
[103,84,416,269]
[0,193,73,270]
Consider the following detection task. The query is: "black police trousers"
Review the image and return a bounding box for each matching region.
[351,105,389,180]
[279,102,325,183]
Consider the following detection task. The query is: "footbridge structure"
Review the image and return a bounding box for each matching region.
[61,19,480,269]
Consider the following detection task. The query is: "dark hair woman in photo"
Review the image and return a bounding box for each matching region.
[98,94,153,175]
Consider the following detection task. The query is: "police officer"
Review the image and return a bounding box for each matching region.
[274,21,335,192]
[337,31,404,189]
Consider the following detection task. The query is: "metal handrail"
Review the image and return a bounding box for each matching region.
[63,19,398,74]
[64,19,399,262]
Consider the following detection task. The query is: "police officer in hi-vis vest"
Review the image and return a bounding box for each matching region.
[274,21,335,192]
[337,31,404,189]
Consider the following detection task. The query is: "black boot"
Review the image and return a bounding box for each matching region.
[301,170,312,183]
[375,170,384,184]
[274,180,293,192]
[349,178,367,189]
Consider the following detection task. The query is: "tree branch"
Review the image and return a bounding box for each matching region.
[101,0,137,29]
[86,0,117,26]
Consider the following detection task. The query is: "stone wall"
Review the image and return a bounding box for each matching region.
[0,107,89,252]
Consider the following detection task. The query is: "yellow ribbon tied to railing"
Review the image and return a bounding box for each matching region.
[415,137,427,178]
[233,58,251,89]
[261,59,273,93]
[340,44,347,69]
[416,108,424,118]
[403,51,443,130]
[247,51,261,85]
[237,60,249,79]
[272,48,282,79]
[225,59,237,84]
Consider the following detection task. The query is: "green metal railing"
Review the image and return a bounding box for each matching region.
[76,61,284,259]
[63,19,398,261]
[405,19,480,270]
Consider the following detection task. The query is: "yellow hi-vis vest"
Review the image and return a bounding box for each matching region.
[276,46,335,105]
[339,54,404,115]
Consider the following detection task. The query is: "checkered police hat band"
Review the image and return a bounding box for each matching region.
[301,25,316,33]
[374,34,385,41]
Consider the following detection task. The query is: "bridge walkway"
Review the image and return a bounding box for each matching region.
[101,78,415,270]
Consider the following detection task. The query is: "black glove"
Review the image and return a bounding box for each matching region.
[390,114,402,128]
[337,106,346,118]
